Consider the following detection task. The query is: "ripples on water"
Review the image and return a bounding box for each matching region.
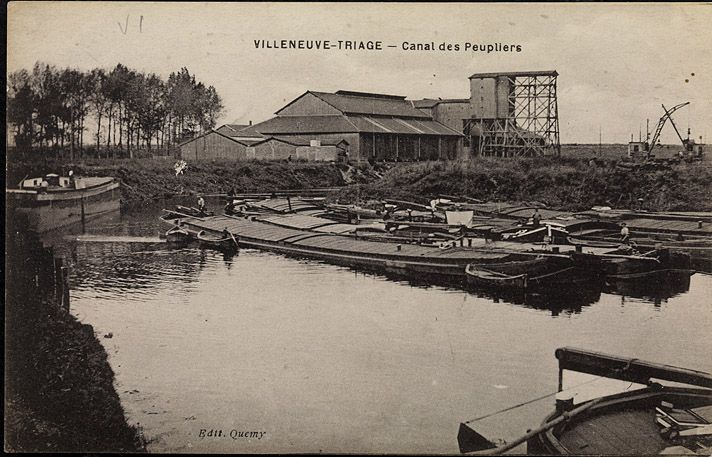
[58,208,712,454]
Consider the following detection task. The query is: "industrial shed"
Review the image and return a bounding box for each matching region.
[216,123,265,142]
[179,130,255,161]
[179,125,265,161]
[246,136,348,162]
[413,98,470,134]
[251,90,464,163]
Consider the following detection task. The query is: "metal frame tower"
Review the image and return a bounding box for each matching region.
[465,71,560,157]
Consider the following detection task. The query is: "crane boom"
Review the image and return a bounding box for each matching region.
[648,102,689,155]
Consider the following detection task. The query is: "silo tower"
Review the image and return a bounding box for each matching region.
[464,71,560,157]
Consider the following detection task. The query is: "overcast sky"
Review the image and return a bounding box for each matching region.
[7,2,712,144]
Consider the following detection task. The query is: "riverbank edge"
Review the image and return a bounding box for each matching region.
[6,158,349,209]
[4,226,147,452]
[7,155,712,213]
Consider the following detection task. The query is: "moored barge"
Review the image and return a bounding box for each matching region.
[7,175,120,232]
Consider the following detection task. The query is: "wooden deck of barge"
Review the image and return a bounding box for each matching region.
[558,409,665,455]
[172,215,626,277]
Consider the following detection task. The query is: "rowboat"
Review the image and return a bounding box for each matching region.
[500,225,569,243]
[458,347,712,455]
[465,263,585,292]
[465,265,528,289]
[469,255,572,276]
[570,248,691,278]
[196,230,239,254]
[161,206,214,221]
[164,226,193,244]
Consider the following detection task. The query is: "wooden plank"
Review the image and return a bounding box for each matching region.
[556,347,712,388]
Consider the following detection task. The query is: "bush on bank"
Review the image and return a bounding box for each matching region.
[6,158,346,207]
[333,157,712,212]
[7,155,711,211]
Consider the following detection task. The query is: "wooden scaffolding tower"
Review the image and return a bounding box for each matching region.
[466,71,560,157]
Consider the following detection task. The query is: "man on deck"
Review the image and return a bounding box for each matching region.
[620,223,630,244]
[532,209,542,228]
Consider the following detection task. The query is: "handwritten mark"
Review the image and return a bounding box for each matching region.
[118,14,129,35]
[140,15,143,33]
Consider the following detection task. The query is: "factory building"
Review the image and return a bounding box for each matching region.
[245,136,348,162]
[250,90,464,163]
[179,124,347,162]
[181,71,559,162]
[416,70,561,157]
[178,129,259,161]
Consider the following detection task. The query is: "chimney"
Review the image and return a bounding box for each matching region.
[249,120,252,126]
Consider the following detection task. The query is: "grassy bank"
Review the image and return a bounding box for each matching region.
[333,157,712,212]
[7,154,711,212]
[7,158,346,208]
[5,227,146,452]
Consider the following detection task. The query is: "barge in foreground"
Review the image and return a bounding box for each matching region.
[457,347,712,455]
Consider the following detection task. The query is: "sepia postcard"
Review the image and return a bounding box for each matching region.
[5,2,712,455]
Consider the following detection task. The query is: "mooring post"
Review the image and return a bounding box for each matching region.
[61,266,70,311]
[54,257,63,305]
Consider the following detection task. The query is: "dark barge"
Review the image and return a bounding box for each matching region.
[457,348,712,455]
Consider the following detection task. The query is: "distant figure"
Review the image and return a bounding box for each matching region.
[197,196,206,213]
[532,209,542,228]
[68,170,75,187]
[222,228,230,239]
[224,200,235,215]
[227,187,236,197]
[676,232,685,242]
[288,154,292,162]
[620,223,630,244]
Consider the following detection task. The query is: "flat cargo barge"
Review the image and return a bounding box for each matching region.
[169,214,673,278]
[171,215,553,277]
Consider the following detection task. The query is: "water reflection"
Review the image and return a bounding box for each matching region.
[62,229,694,317]
[49,204,712,454]
[603,270,694,304]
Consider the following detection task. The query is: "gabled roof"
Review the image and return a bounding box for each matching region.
[251,115,463,136]
[250,135,348,147]
[217,124,250,133]
[216,124,265,139]
[178,129,259,147]
[277,90,431,119]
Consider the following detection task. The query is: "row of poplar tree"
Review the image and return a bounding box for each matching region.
[7,62,224,158]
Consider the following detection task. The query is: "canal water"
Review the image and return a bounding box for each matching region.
[51,204,712,454]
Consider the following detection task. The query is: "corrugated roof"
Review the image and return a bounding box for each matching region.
[309,91,431,118]
[469,70,558,79]
[347,116,463,136]
[412,98,470,108]
[252,115,462,136]
[252,116,358,134]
